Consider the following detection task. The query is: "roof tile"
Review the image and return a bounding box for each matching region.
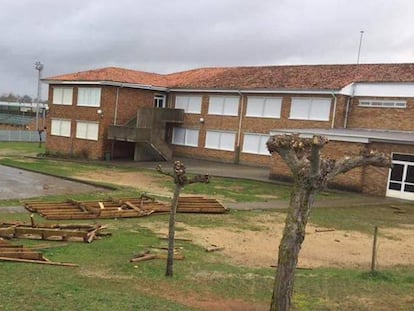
[45,63,414,90]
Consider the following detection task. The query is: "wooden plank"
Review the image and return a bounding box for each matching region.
[0,256,78,267]
[159,236,192,242]
[130,254,156,262]
[14,227,88,238]
[0,252,44,260]
[124,201,142,212]
[205,246,225,252]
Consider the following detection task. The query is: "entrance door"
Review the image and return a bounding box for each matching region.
[386,153,414,200]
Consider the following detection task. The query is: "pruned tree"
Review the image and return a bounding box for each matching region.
[266,134,390,311]
[157,161,210,277]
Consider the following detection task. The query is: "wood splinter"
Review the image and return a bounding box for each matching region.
[205,246,225,252]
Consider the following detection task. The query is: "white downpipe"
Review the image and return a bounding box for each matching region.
[236,91,244,148]
[330,92,337,128]
[114,86,120,125]
[344,83,356,128]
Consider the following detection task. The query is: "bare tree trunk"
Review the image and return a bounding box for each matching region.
[165,184,182,277]
[270,187,315,311]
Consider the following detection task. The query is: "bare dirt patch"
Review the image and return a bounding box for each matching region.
[73,171,414,268]
[75,170,172,197]
[141,213,414,269]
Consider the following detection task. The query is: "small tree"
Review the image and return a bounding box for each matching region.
[266,134,390,311]
[157,161,209,277]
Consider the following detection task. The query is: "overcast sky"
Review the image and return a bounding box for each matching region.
[1,0,413,99]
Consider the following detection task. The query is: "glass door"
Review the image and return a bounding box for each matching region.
[387,153,414,200]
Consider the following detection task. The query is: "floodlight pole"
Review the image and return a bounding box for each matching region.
[356,30,364,65]
[35,61,44,131]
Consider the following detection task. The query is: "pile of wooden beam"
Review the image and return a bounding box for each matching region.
[24,196,227,220]
[0,222,107,243]
[177,196,228,213]
[0,238,77,267]
[24,197,165,220]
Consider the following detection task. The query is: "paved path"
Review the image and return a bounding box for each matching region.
[0,158,408,214]
[0,165,104,200]
[121,156,409,208]
[116,157,271,182]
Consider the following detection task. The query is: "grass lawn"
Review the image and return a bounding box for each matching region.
[0,143,413,310]
[1,212,413,311]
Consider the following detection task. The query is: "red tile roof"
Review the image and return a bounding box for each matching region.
[46,67,168,87]
[45,63,414,90]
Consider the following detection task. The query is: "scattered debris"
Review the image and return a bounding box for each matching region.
[24,196,165,220]
[270,264,313,270]
[389,205,406,214]
[158,236,193,242]
[0,221,109,243]
[315,228,336,233]
[24,196,227,220]
[205,245,225,252]
[130,248,185,263]
[0,238,77,267]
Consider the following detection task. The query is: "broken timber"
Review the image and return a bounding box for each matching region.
[130,249,185,263]
[0,222,107,243]
[0,238,77,267]
[24,196,227,220]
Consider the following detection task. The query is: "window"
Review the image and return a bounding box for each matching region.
[154,95,166,108]
[53,87,73,105]
[290,98,331,121]
[172,128,199,147]
[175,95,202,114]
[77,88,101,107]
[76,121,99,140]
[205,130,236,151]
[242,133,270,155]
[208,96,239,116]
[359,99,406,108]
[246,96,282,118]
[51,119,71,137]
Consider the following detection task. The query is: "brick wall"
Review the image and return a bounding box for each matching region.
[46,85,162,159]
[169,92,335,165]
[268,139,414,197]
[346,97,414,131]
[269,141,366,192]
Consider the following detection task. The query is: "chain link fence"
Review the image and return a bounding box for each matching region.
[0,130,46,142]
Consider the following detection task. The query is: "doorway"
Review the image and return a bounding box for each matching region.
[386,153,414,200]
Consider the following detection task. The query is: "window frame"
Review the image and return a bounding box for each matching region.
[76,87,102,108]
[171,127,199,147]
[154,94,166,108]
[50,118,71,137]
[52,87,73,105]
[289,97,331,121]
[75,120,99,141]
[242,133,270,155]
[208,96,239,116]
[174,95,202,114]
[245,96,282,118]
[359,99,407,108]
[205,130,236,151]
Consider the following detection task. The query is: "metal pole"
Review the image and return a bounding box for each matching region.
[356,30,364,65]
[35,61,43,131]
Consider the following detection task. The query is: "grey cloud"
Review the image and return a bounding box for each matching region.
[0,0,413,97]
